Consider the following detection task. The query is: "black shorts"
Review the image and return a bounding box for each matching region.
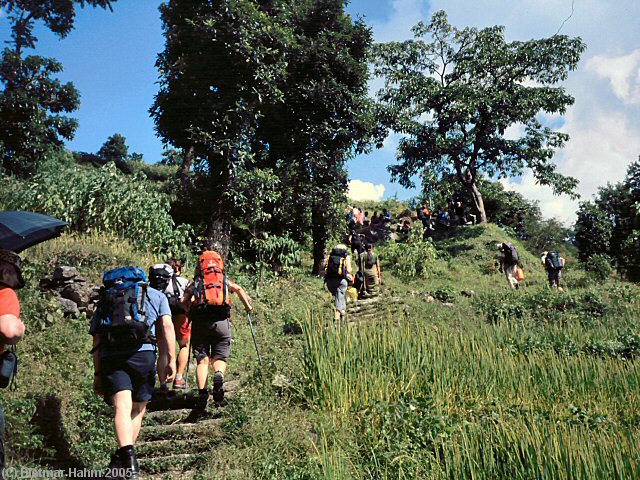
[191,319,231,362]
[101,350,156,405]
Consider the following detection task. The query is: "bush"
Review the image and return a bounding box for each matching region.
[1,162,192,256]
[378,224,438,281]
[584,254,614,283]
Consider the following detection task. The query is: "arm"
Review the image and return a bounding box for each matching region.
[377,258,382,284]
[157,314,177,383]
[0,314,25,345]
[228,281,254,312]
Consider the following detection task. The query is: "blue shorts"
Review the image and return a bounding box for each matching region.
[101,351,156,405]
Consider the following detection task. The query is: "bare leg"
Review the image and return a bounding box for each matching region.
[131,402,147,444]
[112,391,135,448]
[196,356,210,389]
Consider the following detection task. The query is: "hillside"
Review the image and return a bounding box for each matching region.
[3,224,640,479]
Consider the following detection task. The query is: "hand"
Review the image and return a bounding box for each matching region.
[246,305,254,314]
[93,375,103,396]
[164,360,177,384]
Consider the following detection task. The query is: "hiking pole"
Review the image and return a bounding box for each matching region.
[247,312,263,366]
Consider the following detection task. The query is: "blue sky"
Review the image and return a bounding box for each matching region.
[2,0,640,222]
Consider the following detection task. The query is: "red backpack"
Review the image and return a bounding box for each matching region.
[191,251,232,318]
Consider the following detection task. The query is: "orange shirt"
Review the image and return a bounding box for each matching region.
[0,287,20,317]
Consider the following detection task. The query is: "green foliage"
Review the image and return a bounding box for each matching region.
[584,254,614,283]
[0,0,116,176]
[251,234,302,275]
[98,133,128,163]
[575,202,613,261]
[372,10,585,222]
[377,224,438,280]
[0,162,192,255]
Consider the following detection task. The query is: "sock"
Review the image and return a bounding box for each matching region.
[199,388,208,396]
[175,374,183,381]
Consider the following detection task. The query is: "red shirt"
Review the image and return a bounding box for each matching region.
[0,287,20,317]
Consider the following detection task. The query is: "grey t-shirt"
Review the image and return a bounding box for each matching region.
[89,286,170,358]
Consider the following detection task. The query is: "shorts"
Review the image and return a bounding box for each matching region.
[172,312,191,340]
[101,351,156,405]
[191,319,231,362]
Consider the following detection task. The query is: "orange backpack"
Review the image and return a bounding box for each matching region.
[192,251,232,317]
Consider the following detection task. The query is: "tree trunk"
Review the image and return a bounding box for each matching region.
[469,181,487,224]
[178,145,194,188]
[311,200,329,276]
[207,214,231,262]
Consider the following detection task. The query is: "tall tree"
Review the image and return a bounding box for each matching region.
[372,10,585,224]
[260,0,373,273]
[151,0,289,257]
[0,0,116,176]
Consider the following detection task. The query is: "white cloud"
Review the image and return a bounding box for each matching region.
[587,50,640,105]
[348,179,386,201]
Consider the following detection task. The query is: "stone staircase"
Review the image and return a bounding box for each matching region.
[137,379,240,479]
[345,293,403,322]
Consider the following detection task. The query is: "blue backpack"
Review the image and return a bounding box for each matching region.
[96,266,153,347]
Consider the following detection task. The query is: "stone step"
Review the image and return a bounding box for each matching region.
[138,452,199,475]
[145,469,198,480]
[138,418,224,442]
[137,437,218,458]
[147,380,240,412]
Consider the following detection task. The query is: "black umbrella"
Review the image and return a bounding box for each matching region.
[0,211,68,253]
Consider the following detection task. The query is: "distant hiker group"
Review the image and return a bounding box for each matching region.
[90,242,254,480]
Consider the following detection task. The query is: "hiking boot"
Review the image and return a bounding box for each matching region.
[195,388,209,409]
[106,446,139,480]
[212,371,225,403]
[120,446,140,480]
[173,377,187,389]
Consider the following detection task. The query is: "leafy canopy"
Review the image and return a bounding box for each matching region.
[372,10,585,219]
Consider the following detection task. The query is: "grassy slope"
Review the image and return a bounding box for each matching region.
[3,225,640,479]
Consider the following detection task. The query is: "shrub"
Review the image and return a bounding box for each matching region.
[1,162,192,256]
[584,254,614,283]
[378,224,438,281]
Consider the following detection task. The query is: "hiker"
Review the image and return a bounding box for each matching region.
[91,266,176,480]
[182,244,254,405]
[541,251,566,290]
[497,242,520,289]
[324,244,353,323]
[350,232,366,258]
[362,243,382,297]
[149,259,191,390]
[355,207,364,225]
[363,211,370,227]
[0,250,26,472]
[371,211,379,225]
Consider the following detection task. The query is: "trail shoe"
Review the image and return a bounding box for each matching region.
[106,446,139,480]
[173,377,187,389]
[196,388,209,409]
[212,370,225,403]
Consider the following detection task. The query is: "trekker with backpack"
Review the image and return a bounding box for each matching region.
[182,244,254,406]
[149,259,191,390]
[324,244,353,324]
[90,266,176,480]
[0,250,26,472]
[541,251,566,290]
[497,242,520,289]
[362,243,382,297]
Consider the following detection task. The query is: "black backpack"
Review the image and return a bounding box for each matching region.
[149,264,173,291]
[95,266,153,348]
[364,252,377,270]
[326,248,348,280]
[502,242,519,265]
[545,252,563,270]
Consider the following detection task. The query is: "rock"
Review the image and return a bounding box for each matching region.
[53,266,78,282]
[461,290,475,297]
[441,302,455,308]
[56,297,80,318]
[272,374,292,389]
[39,276,55,291]
[283,323,303,335]
[424,295,436,303]
[61,284,91,307]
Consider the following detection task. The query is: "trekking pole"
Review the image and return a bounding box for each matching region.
[247,312,263,366]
